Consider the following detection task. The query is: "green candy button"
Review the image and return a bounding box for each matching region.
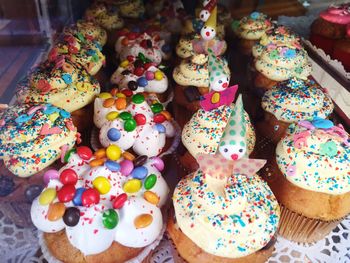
[102,209,119,229]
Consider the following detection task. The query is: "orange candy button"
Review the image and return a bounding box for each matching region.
[90,158,105,167]
[143,191,159,205]
[103,98,115,108]
[94,149,106,159]
[115,98,127,110]
[122,151,135,161]
[161,111,172,120]
[134,214,153,229]
[47,202,66,221]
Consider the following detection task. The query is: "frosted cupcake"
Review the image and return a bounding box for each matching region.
[257,78,334,143]
[232,12,273,54]
[268,119,350,243]
[31,145,169,263]
[0,104,77,177]
[169,97,280,262]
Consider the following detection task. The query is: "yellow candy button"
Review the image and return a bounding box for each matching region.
[211,92,220,104]
[123,179,142,193]
[143,191,159,205]
[106,111,119,121]
[92,176,111,195]
[99,92,113,99]
[106,145,122,161]
[154,71,163,80]
[39,188,56,205]
[120,60,129,68]
[77,82,92,92]
[134,214,153,229]
[115,93,126,98]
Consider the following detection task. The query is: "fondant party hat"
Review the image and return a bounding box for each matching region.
[199,0,218,22]
[200,2,217,40]
[207,48,229,92]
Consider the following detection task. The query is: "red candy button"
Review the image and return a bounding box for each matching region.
[60,169,78,185]
[122,89,133,97]
[134,113,146,125]
[127,55,134,62]
[127,32,138,40]
[77,146,93,160]
[113,193,127,209]
[134,67,145,77]
[57,184,76,203]
[153,114,166,123]
[82,188,100,207]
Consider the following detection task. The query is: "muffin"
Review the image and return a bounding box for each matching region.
[232,12,273,55]
[254,44,312,90]
[31,145,169,263]
[267,119,350,242]
[16,57,100,131]
[257,78,334,143]
[0,103,77,177]
[94,92,176,157]
[169,100,279,262]
[179,95,256,173]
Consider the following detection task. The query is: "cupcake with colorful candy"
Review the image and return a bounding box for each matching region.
[31,145,169,262]
[0,103,77,177]
[168,97,280,262]
[232,12,273,54]
[16,57,100,131]
[115,31,170,65]
[266,118,350,243]
[94,91,176,157]
[257,78,334,143]
[110,53,169,101]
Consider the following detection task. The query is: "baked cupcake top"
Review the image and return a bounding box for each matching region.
[31,145,168,255]
[320,3,350,25]
[118,0,145,19]
[0,104,77,177]
[17,57,100,112]
[94,92,175,157]
[276,119,350,195]
[110,54,168,94]
[261,78,334,123]
[115,32,169,65]
[64,20,107,47]
[232,12,273,40]
[255,45,312,81]
[252,26,301,58]
[85,3,124,31]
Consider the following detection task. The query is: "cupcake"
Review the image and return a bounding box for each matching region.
[180,95,256,173]
[94,92,175,157]
[254,44,312,90]
[118,0,145,19]
[169,98,280,262]
[232,12,273,55]
[31,145,169,263]
[267,119,350,243]
[257,78,334,143]
[0,103,77,177]
[16,57,100,131]
[115,31,170,65]
[110,54,169,100]
[310,3,350,54]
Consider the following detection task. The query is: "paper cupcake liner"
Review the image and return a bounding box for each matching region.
[278,204,342,243]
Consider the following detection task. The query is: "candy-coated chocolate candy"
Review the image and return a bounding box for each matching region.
[211,92,220,104]
[110,88,118,96]
[122,70,131,75]
[57,185,76,203]
[145,71,154,80]
[90,158,105,167]
[60,169,78,185]
[154,71,163,80]
[127,32,137,40]
[134,67,145,77]
[115,98,127,110]
[99,92,113,99]
[143,191,159,205]
[106,145,122,160]
[151,103,163,114]
[144,174,157,190]
[47,202,66,221]
[120,159,134,176]
[77,146,93,160]
[123,179,142,193]
[121,38,129,46]
[132,94,145,104]
[43,169,59,185]
[144,62,154,70]
[161,111,172,120]
[39,188,56,205]
[137,77,148,87]
[25,184,43,202]
[154,114,166,123]
[154,123,166,133]
[124,119,137,132]
[122,89,133,97]
[82,188,100,207]
[134,59,143,68]
[64,148,76,163]
[131,166,148,180]
[149,157,164,171]
[127,55,134,62]
[63,207,80,226]
[105,160,121,172]
[107,128,121,141]
[73,187,85,206]
[140,39,148,48]
[113,193,127,209]
[134,214,153,229]
[93,176,111,195]
[94,148,106,159]
[106,111,119,121]
[146,39,153,48]
[102,209,119,229]
[120,59,129,68]
[122,151,135,161]
[115,92,126,98]
[103,98,115,108]
[133,155,148,167]
[128,80,138,91]
[134,113,146,125]
[119,111,132,120]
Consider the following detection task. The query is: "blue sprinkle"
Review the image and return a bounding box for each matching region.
[62,73,72,84]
